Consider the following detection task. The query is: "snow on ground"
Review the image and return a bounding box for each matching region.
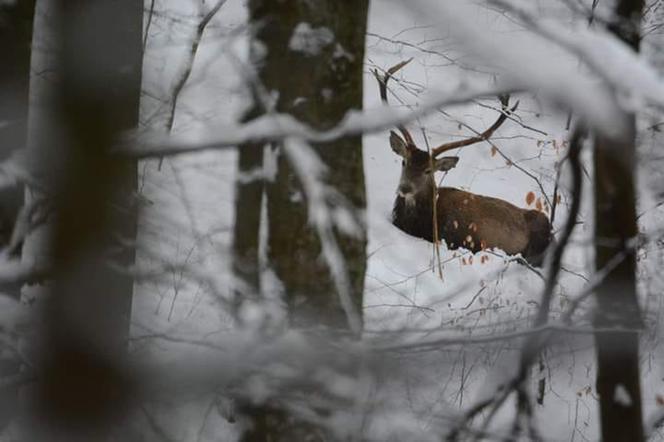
[128,0,664,440]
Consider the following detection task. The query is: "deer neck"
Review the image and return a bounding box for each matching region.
[392,187,437,242]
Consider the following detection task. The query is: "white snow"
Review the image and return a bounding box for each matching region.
[16,0,664,441]
[288,22,335,56]
[614,384,633,407]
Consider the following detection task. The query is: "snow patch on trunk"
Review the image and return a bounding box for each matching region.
[614,384,632,407]
[289,22,334,56]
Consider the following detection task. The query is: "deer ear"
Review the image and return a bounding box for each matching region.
[389,131,409,157]
[435,156,459,172]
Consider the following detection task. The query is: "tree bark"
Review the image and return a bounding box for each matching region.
[593,1,645,440]
[257,0,368,329]
[241,1,369,440]
[232,111,264,318]
[0,0,34,292]
[34,1,143,438]
[0,0,35,430]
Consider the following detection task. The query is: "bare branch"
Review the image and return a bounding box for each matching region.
[431,96,517,157]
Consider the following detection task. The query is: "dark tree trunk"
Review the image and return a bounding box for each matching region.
[34,1,143,438]
[0,0,35,430]
[593,1,645,440]
[0,0,34,293]
[258,0,368,329]
[241,1,369,440]
[232,112,264,317]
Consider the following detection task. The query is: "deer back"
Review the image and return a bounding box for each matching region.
[437,187,532,256]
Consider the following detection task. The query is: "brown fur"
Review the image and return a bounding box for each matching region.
[393,186,552,266]
[375,61,550,264]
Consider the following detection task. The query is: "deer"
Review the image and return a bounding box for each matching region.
[373,60,552,266]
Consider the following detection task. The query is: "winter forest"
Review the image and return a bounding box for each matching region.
[2,0,664,440]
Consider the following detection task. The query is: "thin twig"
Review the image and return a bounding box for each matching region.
[444,126,586,440]
[422,127,444,279]
[158,0,228,168]
[143,0,157,52]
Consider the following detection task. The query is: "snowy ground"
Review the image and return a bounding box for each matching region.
[125,0,664,440]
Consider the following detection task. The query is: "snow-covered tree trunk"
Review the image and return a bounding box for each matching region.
[240,0,369,439]
[259,0,368,330]
[593,0,645,440]
[0,0,35,429]
[33,0,143,436]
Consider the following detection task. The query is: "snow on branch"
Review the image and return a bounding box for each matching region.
[282,138,363,335]
[125,0,664,161]
[122,83,512,158]
[408,0,664,139]
[486,0,664,110]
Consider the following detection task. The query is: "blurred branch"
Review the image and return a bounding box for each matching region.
[0,371,35,391]
[126,83,516,158]
[484,0,664,109]
[0,257,49,286]
[282,138,363,335]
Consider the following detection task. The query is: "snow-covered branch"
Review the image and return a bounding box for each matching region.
[123,83,513,158]
[407,0,664,139]
[282,138,364,335]
[485,0,664,110]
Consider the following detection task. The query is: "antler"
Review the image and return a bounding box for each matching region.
[372,59,415,147]
[431,95,518,158]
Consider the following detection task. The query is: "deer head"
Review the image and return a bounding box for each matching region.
[389,131,459,202]
[373,61,552,266]
[373,59,515,204]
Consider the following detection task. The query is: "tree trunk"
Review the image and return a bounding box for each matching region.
[0,0,35,430]
[258,0,368,329]
[0,0,34,292]
[232,111,264,318]
[241,1,369,440]
[593,1,644,440]
[34,1,143,438]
